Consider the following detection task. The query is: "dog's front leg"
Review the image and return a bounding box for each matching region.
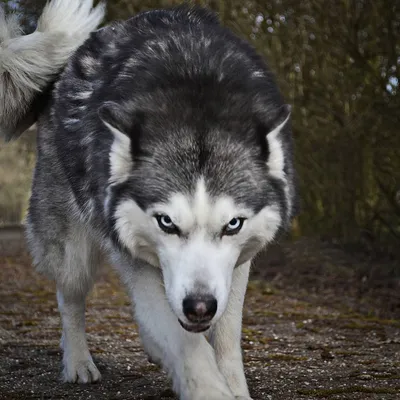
[57,289,101,383]
[126,263,235,400]
[209,261,252,400]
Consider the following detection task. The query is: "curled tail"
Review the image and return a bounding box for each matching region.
[0,0,105,140]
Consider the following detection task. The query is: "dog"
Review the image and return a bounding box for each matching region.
[0,1,298,399]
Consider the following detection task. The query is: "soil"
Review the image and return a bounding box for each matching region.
[0,230,399,400]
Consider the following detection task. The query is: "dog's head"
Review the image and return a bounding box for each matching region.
[99,88,298,332]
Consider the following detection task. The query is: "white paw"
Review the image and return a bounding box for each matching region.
[217,356,250,399]
[193,393,235,400]
[183,384,235,400]
[63,356,101,383]
[190,386,235,400]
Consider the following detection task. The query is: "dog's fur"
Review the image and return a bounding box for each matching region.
[0,1,298,399]
[0,0,105,140]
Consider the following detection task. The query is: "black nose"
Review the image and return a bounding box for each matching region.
[183,295,218,323]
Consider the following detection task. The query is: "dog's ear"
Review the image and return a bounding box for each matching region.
[98,102,143,184]
[263,104,291,181]
[258,104,299,223]
[98,101,132,138]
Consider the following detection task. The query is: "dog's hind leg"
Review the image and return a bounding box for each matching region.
[122,261,235,400]
[209,262,252,400]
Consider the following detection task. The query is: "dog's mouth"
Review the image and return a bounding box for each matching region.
[178,319,210,333]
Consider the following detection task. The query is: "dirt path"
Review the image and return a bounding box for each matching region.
[0,239,399,399]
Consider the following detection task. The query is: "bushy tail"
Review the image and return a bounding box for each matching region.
[0,0,105,140]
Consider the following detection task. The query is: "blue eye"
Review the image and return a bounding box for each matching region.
[155,214,180,235]
[159,215,173,228]
[223,218,246,235]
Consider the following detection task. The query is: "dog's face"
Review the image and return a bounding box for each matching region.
[113,178,282,332]
[99,96,296,332]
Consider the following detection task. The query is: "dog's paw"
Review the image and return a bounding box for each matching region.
[187,386,235,400]
[63,357,101,384]
[217,356,250,399]
[191,388,236,400]
[193,394,235,400]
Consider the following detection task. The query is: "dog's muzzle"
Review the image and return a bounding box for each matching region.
[178,319,211,333]
[179,294,217,333]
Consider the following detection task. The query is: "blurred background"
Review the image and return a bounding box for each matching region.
[0,1,399,313]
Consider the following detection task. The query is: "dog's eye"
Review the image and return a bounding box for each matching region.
[155,214,180,235]
[222,218,246,236]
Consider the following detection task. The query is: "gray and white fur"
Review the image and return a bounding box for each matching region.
[0,1,299,399]
[0,0,105,140]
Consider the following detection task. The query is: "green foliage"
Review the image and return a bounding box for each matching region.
[0,0,399,254]
[248,0,400,253]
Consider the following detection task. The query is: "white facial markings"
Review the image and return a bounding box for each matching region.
[149,192,194,233]
[212,196,251,233]
[148,179,251,235]
[159,178,252,234]
[159,230,239,324]
[192,177,211,227]
[236,204,282,266]
[114,199,160,267]
[249,204,281,242]
[113,177,283,328]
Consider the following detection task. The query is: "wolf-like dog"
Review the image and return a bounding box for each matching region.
[0,1,298,399]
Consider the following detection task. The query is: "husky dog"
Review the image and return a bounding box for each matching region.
[0,1,298,399]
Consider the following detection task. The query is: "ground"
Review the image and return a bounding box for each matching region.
[0,229,399,399]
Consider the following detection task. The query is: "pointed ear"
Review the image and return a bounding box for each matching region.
[265,104,291,181]
[98,102,136,184]
[98,101,131,138]
[267,104,291,134]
